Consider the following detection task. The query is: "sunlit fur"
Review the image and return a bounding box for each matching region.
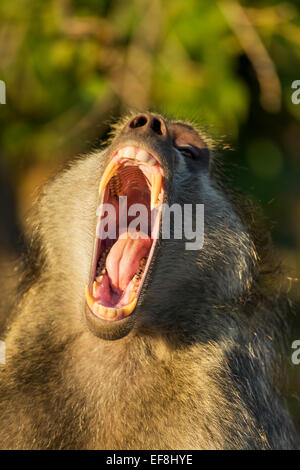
[0,114,298,449]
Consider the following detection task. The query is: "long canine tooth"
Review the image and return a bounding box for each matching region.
[122,297,137,317]
[85,286,96,311]
[151,171,162,210]
[98,159,120,195]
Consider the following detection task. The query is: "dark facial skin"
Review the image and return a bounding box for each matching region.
[0,113,298,450]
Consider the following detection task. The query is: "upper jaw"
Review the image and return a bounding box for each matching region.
[99,143,165,211]
[105,135,171,174]
[115,145,158,165]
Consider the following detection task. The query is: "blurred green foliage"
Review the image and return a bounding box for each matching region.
[0,0,299,263]
[0,0,299,169]
[1,0,298,260]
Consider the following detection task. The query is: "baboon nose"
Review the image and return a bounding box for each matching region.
[126,114,168,138]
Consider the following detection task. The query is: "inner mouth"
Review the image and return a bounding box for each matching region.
[85,145,164,322]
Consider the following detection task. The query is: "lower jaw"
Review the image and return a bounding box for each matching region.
[86,216,161,322]
[84,300,137,340]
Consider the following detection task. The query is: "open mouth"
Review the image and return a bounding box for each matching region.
[85,145,164,322]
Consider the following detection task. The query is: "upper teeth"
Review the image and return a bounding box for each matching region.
[120,146,136,158]
[118,146,156,165]
[98,146,163,209]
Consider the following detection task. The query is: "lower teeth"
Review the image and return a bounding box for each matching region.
[96,248,109,275]
[133,257,147,282]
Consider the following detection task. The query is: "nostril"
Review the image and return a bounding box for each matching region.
[126,114,167,137]
[129,115,148,129]
[151,118,163,135]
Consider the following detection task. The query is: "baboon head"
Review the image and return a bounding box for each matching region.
[81,113,256,341]
[1,112,296,451]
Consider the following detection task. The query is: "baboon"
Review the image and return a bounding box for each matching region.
[0,112,298,450]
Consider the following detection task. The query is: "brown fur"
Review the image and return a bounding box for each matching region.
[0,113,298,449]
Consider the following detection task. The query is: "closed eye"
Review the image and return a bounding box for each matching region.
[177,145,198,160]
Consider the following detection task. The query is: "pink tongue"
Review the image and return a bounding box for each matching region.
[106,232,152,292]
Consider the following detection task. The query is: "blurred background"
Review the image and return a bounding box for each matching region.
[0,0,299,428]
